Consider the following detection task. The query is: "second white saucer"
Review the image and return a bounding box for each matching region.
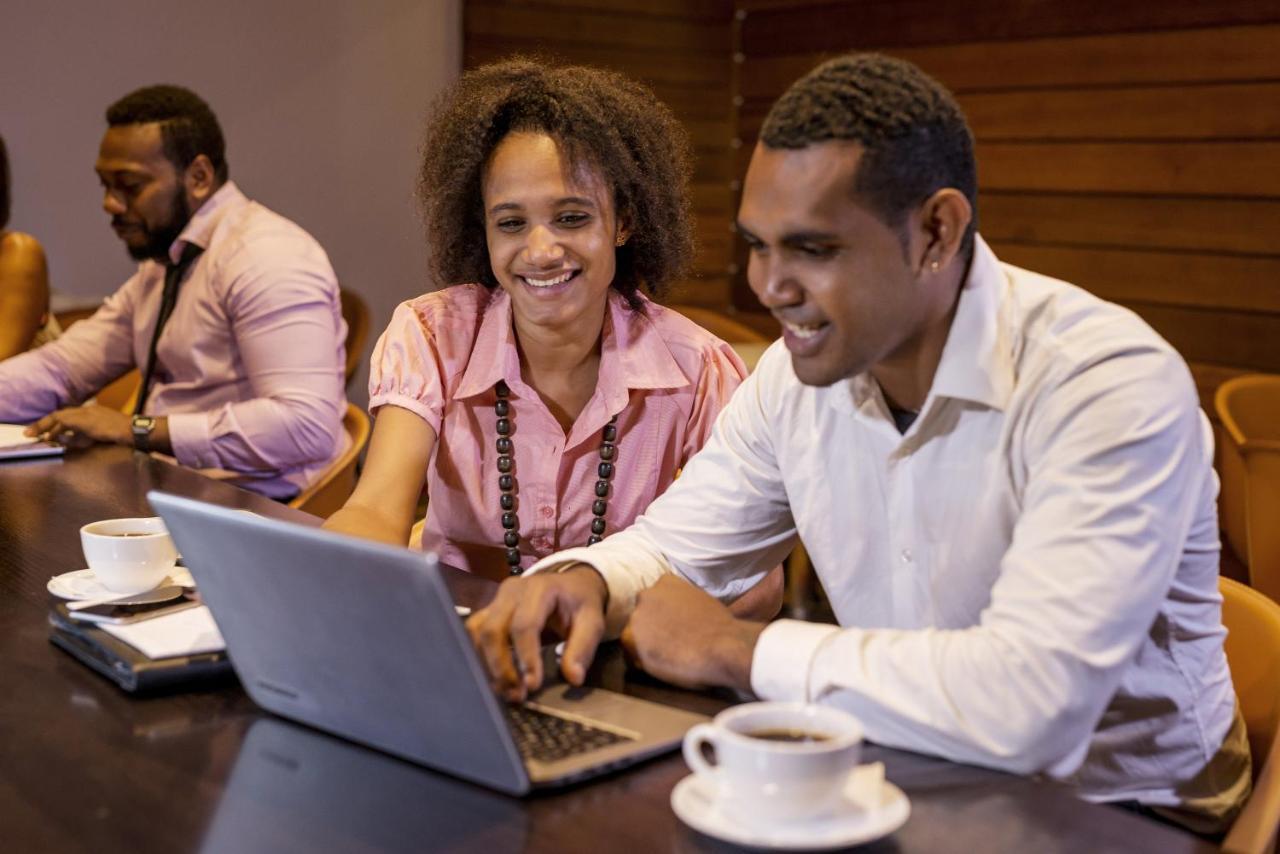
[47,566,195,600]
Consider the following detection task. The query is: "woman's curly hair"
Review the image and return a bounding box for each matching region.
[418,58,694,309]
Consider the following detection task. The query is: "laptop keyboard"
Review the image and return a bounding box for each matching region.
[505,704,633,763]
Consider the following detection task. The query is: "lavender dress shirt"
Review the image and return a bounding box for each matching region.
[0,182,348,498]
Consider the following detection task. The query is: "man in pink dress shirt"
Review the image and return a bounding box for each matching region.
[0,85,347,499]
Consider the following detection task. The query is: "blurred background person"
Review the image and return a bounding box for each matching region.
[0,87,347,499]
[0,133,57,361]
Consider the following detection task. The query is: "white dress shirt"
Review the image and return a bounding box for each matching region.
[532,236,1250,825]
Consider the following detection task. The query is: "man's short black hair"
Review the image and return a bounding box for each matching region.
[760,53,977,260]
[105,85,229,184]
[0,134,11,230]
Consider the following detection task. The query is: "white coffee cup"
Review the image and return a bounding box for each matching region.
[682,701,863,824]
[79,517,178,594]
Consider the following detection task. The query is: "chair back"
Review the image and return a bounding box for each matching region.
[288,403,370,519]
[339,288,370,389]
[1217,375,1280,604]
[1221,576,1280,854]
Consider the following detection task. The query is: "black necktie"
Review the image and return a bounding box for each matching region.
[134,242,203,416]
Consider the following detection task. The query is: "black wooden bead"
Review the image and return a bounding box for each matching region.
[495,399,509,416]
[496,436,512,454]
[496,418,511,436]
[502,512,518,529]
[590,518,606,535]
[587,535,602,545]
[510,566,523,576]
[592,498,607,516]
[506,548,521,566]
[602,424,617,443]
[496,380,510,397]
[595,480,609,498]
[599,444,616,461]
[497,455,513,473]
[499,474,513,491]
[500,493,515,511]
[504,530,519,548]
[597,462,613,479]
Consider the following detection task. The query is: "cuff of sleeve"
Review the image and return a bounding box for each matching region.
[750,619,843,702]
[165,411,214,468]
[527,547,642,640]
[368,393,442,437]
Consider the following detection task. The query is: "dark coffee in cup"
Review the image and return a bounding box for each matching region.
[105,532,155,537]
[746,728,831,743]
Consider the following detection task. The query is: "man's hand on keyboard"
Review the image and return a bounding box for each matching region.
[467,564,609,702]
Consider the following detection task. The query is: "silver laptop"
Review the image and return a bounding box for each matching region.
[149,491,708,795]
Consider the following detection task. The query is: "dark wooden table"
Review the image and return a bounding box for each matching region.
[0,446,1217,853]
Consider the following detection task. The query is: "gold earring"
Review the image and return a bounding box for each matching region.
[616,235,627,247]
[929,259,940,273]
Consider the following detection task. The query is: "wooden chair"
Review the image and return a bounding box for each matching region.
[1222,576,1280,854]
[340,288,370,389]
[1217,375,1280,603]
[288,403,370,519]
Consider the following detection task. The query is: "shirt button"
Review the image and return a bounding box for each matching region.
[900,548,913,564]
[539,505,553,518]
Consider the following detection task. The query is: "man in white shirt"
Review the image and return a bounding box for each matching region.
[467,53,1250,831]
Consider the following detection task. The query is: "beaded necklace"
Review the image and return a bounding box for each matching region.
[494,379,617,575]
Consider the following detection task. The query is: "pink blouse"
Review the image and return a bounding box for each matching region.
[368,285,748,581]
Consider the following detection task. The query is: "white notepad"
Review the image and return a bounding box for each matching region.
[0,423,64,460]
[100,605,227,659]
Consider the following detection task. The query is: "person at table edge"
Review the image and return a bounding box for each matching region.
[0,133,59,360]
[0,85,347,499]
[468,54,1251,834]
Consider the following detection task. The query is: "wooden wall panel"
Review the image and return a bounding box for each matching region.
[979,193,1280,256]
[737,0,1277,55]
[740,25,1280,98]
[730,2,1280,408]
[463,1,736,309]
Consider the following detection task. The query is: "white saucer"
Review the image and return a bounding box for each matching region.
[670,763,910,851]
[47,566,195,600]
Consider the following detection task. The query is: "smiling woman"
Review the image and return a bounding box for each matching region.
[323,58,782,615]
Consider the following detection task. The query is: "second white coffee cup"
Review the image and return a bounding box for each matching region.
[79,516,178,594]
[683,701,863,824]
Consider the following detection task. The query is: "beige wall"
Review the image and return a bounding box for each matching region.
[1,0,461,407]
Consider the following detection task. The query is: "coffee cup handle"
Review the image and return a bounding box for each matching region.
[683,723,721,778]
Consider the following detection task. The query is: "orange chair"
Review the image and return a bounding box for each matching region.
[1217,376,1280,603]
[339,288,370,389]
[1221,576,1280,854]
[288,403,370,519]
